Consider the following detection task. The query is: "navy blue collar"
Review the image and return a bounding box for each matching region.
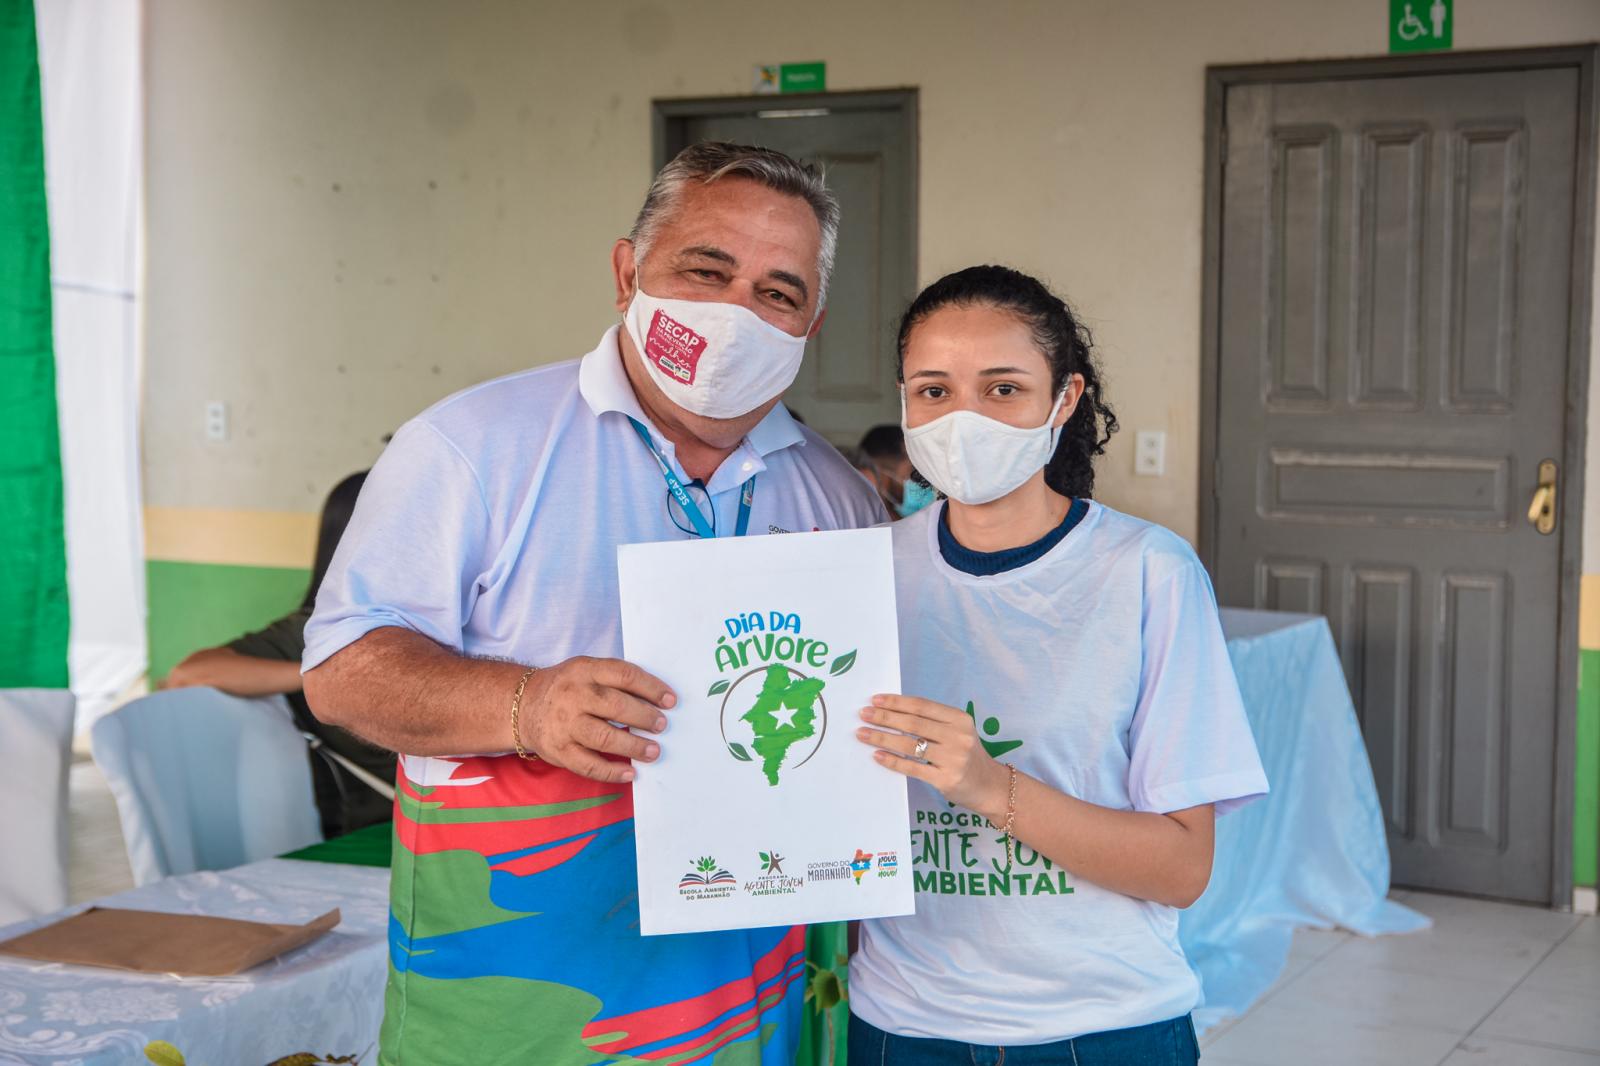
[937,497,1089,576]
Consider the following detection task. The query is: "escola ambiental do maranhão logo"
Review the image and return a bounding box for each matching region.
[708,609,857,787]
[678,856,736,902]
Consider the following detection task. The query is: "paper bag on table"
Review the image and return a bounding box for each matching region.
[0,906,340,976]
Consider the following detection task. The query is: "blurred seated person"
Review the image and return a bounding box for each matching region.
[859,423,935,517]
[163,471,394,838]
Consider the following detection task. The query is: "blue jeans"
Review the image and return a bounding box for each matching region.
[848,1013,1201,1066]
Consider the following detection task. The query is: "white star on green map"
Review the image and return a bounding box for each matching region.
[770,703,802,730]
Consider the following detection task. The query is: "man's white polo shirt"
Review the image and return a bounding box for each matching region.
[304,324,887,690]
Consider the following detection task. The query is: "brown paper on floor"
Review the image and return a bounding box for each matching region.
[0,907,340,977]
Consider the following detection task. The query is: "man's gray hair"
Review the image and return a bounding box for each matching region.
[628,141,840,310]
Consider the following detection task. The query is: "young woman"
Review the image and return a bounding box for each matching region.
[850,266,1267,1065]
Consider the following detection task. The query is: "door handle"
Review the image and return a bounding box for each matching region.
[1527,459,1558,535]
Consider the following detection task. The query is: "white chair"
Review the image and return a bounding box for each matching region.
[0,688,75,923]
[90,688,323,885]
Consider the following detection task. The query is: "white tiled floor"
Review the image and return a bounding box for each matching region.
[62,764,1600,1064]
[1201,891,1600,1065]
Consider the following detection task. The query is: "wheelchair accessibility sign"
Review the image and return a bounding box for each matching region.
[1390,0,1452,53]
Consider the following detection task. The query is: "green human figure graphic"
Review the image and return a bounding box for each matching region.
[964,700,1024,758]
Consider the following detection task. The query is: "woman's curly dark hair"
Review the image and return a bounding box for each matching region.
[894,265,1119,499]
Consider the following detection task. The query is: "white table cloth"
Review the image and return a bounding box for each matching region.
[0,858,388,1065]
[1180,608,1430,1029]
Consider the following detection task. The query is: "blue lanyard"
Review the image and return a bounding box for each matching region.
[628,417,756,539]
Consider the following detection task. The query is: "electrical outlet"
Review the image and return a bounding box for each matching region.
[1134,430,1166,477]
[205,401,228,442]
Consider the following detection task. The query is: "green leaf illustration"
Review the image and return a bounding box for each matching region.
[696,856,717,873]
[829,650,857,676]
[759,851,771,865]
[728,742,753,762]
[144,1043,186,1066]
[810,968,845,1010]
[708,679,731,696]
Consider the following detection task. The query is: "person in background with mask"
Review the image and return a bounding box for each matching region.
[302,143,885,1065]
[849,266,1267,1066]
[858,423,936,518]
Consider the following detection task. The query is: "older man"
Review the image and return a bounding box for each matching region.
[303,143,885,1064]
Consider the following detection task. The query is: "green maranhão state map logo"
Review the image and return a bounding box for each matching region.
[709,610,857,786]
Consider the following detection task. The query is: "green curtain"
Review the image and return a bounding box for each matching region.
[0,0,68,688]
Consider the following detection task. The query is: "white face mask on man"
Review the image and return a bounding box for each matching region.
[901,390,1068,506]
[624,287,808,420]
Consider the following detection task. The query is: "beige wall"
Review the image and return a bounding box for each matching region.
[144,0,1600,546]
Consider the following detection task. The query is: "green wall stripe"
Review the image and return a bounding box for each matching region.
[1577,649,1600,889]
[146,560,309,680]
[0,3,68,688]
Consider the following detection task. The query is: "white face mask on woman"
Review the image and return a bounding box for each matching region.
[901,390,1067,506]
[624,287,808,420]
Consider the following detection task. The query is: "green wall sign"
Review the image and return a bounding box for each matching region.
[780,62,826,93]
[1390,0,1452,53]
[753,62,827,95]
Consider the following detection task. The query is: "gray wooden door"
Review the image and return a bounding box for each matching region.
[1212,68,1580,903]
[662,98,915,445]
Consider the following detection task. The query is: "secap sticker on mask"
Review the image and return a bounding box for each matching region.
[644,309,709,386]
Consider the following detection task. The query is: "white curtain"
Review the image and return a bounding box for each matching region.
[35,0,147,731]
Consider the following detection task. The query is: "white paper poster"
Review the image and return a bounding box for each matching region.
[619,527,914,936]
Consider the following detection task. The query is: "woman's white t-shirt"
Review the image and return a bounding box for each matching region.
[848,501,1268,1045]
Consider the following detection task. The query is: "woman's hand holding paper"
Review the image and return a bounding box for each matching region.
[857,694,1011,822]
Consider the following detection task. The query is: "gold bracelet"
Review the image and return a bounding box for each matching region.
[510,666,539,761]
[987,764,1019,870]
